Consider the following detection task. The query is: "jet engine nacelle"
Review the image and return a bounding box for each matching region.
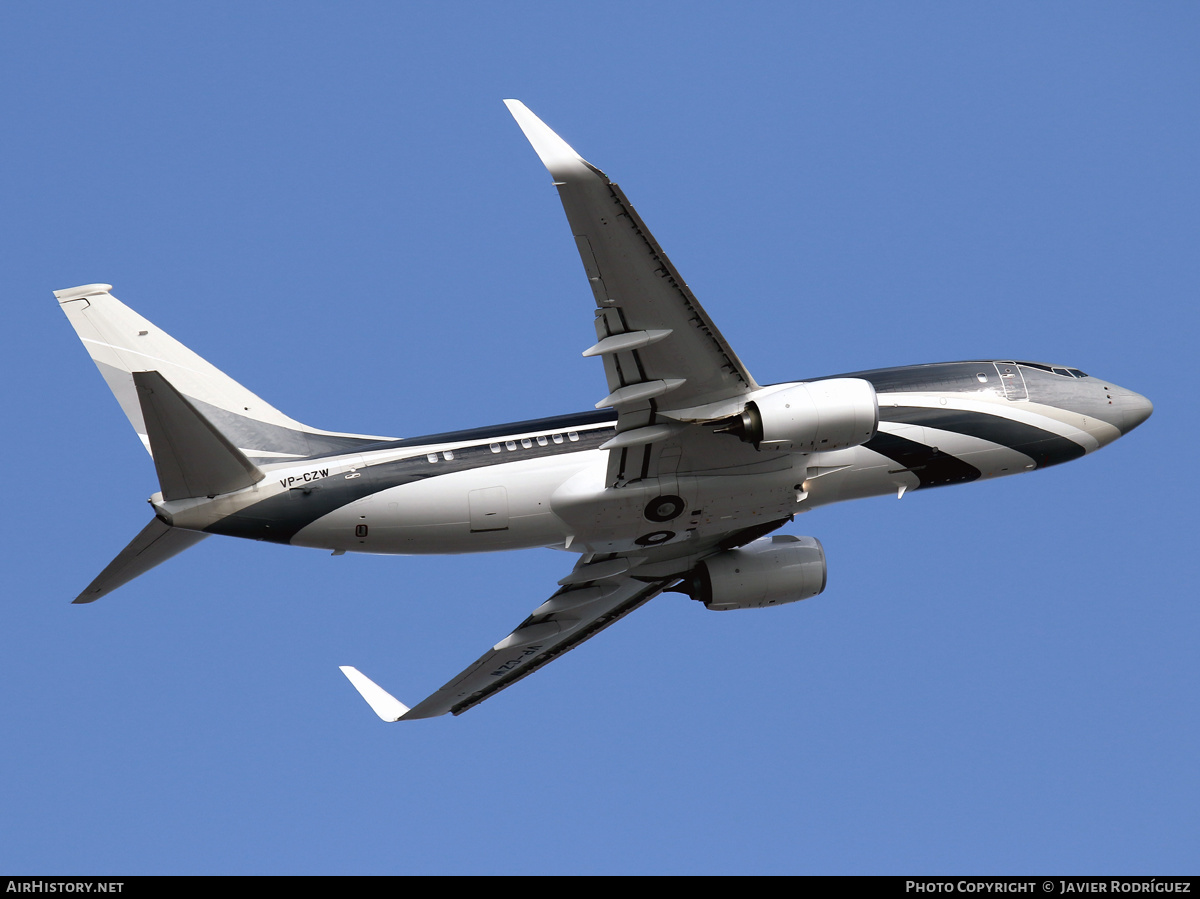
[685,535,827,611]
[729,378,878,452]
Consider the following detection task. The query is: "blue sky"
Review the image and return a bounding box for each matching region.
[3,2,1197,875]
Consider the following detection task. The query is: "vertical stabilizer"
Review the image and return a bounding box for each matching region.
[55,284,392,462]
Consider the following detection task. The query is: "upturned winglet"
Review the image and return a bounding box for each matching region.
[503,99,607,182]
[338,666,411,722]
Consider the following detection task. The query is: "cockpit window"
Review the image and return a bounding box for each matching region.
[1030,362,1089,379]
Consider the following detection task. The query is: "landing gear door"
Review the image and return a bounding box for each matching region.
[994,362,1028,401]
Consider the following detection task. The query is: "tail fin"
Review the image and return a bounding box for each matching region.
[55,284,391,463]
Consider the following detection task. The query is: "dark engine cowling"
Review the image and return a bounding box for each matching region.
[720,378,878,452]
[680,535,827,611]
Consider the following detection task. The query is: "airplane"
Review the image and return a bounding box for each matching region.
[57,100,1153,722]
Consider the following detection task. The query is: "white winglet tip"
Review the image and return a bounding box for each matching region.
[502,99,602,181]
[339,666,410,722]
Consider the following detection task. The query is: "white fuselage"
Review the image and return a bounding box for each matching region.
[158,367,1129,559]
[85,345,1150,721]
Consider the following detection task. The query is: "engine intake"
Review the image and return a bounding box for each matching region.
[680,535,827,611]
[719,378,878,451]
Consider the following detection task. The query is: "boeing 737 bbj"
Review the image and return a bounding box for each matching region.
[58,101,1152,721]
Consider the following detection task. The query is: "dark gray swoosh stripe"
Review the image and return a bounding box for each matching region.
[883,406,1086,468]
[206,425,615,543]
[864,431,981,489]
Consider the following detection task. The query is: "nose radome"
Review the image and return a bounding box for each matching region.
[1119,390,1153,434]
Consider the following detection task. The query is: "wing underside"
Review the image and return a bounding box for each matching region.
[342,572,675,720]
[339,520,795,722]
[505,100,760,486]
[342,102,783,722]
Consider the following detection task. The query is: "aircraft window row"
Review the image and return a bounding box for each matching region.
[425,429,588,463]
[488,430,581,454]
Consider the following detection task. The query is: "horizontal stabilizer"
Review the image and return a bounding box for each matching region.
[339,667,412,722]
[74,518,209,603]
[135,370,264,500]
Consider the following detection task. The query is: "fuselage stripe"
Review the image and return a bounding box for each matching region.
[881,406,1086,468]
[863,430,981,489]
[207,424,615,543]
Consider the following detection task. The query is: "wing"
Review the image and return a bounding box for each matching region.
[337,105,788,722]
[505,101,761,485]
[341,564,678,721]
[339,519,793,722]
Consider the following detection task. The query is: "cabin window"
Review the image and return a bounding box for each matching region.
[443,450,454,461]
[552,433,564,444]
[568,431,579,442]
[489,443,501,453]
[521,438,533,449]
[505,440,517,451]
[426,453,438,463]
[536,436,548,446]
[976,373,988,383]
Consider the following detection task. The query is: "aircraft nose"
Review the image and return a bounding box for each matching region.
[1118,389,1153,434]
